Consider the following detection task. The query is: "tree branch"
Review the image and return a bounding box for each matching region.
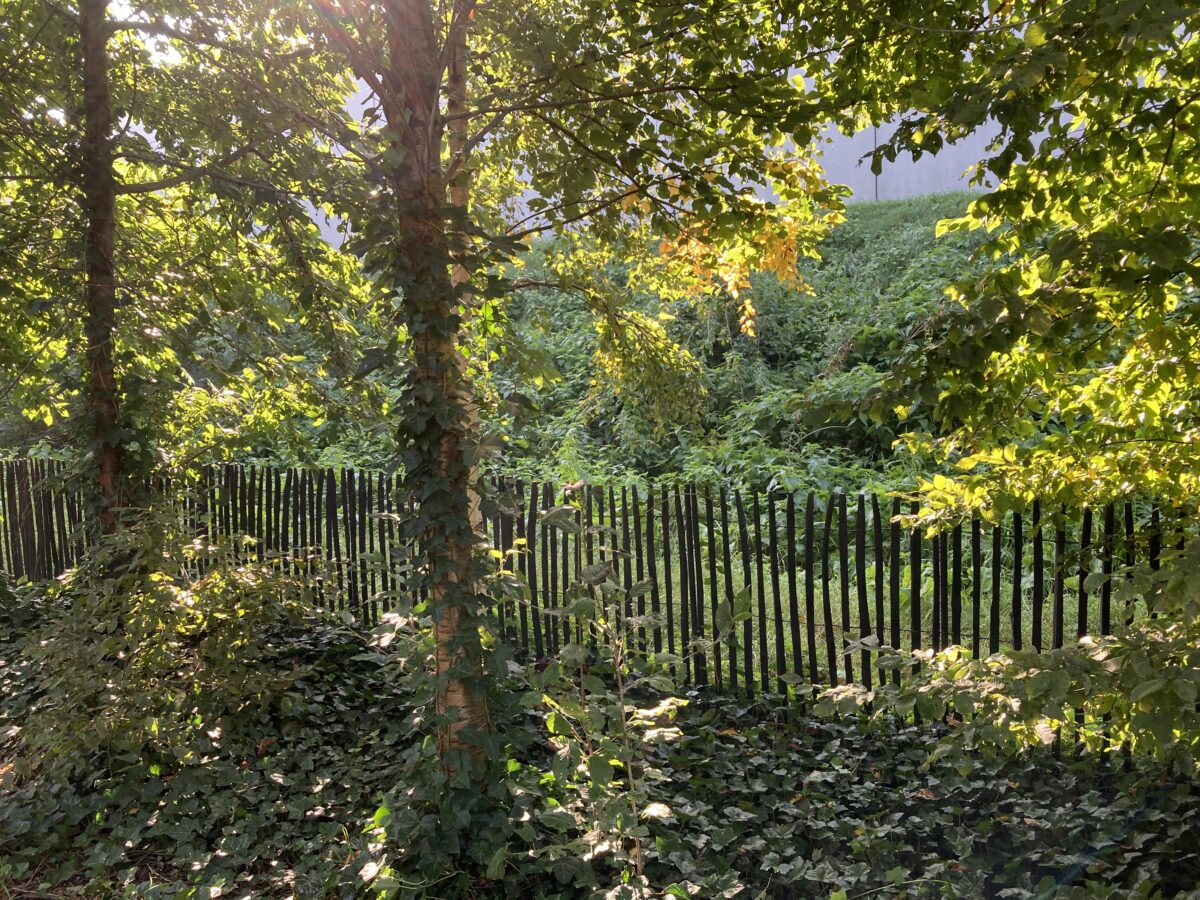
[116,141,267,195]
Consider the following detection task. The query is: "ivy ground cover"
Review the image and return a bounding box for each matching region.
[1,600,1197,899]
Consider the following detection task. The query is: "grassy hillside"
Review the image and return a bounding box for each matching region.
[490,191,986,489]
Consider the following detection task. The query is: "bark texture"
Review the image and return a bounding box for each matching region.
[79,0,123,534]
[382,0,490,761]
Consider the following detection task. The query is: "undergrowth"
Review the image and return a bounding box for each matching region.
[2,558,1198,899]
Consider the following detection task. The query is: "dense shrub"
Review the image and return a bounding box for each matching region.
[490,193,987,489]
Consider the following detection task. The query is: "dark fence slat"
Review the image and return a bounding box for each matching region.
[787,493,802,689]
[646,486,661,655]
[661,487,677,668]
[7,460,24,580]
[542,482,554,654]
[1031,501,1044,651]
[632,486,645,649]
[909,501,921,677]
[690,486,709,687]
[493,478,506,636]
[17,462,37,580]
[931,531,942,652]
[361,472,374,620]
[769,493,785,694]
[872,495,885,687]
[675,486,693,682]
[970,518,982,658]
[285,467,295,579]
[516,479,530,651]
[855,494,871,690]
[570,487,582,646]
[376,473,389,613]
[720,487,739,691]
[326,469,343,607]
[673,486,691,684]
[989,523,1002,654]
[753,491,769,694]
[838,493,853,686]
[295,468,306,583]
[561,489,576,652]
[805,493,819,688]
[951,524,963,647]
[628,489,638,628]
[734,490,754,693]
[821,497,838,687]
[528,481,543,659]
[6,463,24,578]
[1053,518,1066,649]
[295,469,306,592]
[1011,512,1024,651]
[705,487,722,691]
[1124,501,1136,625]
[342,468,357,611]
[1101,504,1115,636]
[247,466,259,563]
[53,472,71,571]
[0,464,13,577]
[1079,508,1092,640]
[313,468,326,608]
[1149,503,1161,617]
[240,465,251,565]
[606,484,620,590]
[35,461,54,578]
[888,498,902,685]
[262,465,272,563]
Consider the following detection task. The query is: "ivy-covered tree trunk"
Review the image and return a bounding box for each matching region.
[382,0,489,761]
[445,7,485,538]
[79,0,123,535]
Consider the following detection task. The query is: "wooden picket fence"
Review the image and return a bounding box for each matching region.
[0,459,1181,694]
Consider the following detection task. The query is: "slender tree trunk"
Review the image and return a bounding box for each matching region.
[446,4,485,538]
[383,0,490,761]
[79,0,123,535]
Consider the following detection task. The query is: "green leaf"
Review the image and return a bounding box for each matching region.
[1130,679,1165,703]
[587,755,614,786]
[541,505,581,533]
[486,846,508,880]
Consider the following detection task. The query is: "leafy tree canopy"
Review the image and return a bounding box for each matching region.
[801,0,1200,517]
